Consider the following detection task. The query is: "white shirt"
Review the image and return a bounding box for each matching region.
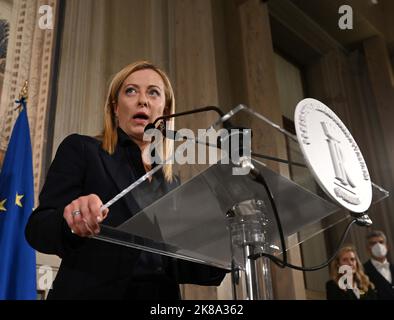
[371,258,392,284]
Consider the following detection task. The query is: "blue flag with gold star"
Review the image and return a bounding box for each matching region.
[0,98,36,299]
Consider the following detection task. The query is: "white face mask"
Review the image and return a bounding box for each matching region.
[371,243,387,258]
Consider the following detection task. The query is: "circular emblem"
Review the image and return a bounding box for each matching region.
[294,98,372,213]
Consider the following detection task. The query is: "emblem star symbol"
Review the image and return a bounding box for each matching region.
[0,199,6,212]
[15,194,24,207]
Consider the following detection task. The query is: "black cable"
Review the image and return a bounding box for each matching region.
[146,106,359,272]
[151,106,226,127]
[249,170,358,271]
[144,105,232,140]
[251,152,307,168]
[251,170,288,268]
[251,218,357,271]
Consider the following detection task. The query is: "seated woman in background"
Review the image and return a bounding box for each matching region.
[326,246,376,300]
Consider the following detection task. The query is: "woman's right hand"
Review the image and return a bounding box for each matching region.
[63,194,109,237]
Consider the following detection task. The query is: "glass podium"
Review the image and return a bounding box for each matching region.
[94,104,389,300]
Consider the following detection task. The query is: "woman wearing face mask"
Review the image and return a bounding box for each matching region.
[364,230,394,299]
[25,61,227,299]
[326,246,377,300]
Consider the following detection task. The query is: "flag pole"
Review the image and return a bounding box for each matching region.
[19,80,28,100]
[1,81,29,165]
[15,80,28,112]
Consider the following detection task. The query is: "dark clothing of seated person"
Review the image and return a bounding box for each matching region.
[326,246,377,300]
[326,280,377,300]
[25,61,227,300]
[363,230,394,300]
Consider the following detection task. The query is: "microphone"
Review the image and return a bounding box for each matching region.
[143,105,233,140]
[144,123,156,132]
[143,106,251,163]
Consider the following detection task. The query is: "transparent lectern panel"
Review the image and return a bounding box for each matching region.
[97,158,343,270]
[213,105,389,248]
[95,104,389,271]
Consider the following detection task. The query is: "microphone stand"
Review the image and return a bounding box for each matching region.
[145,106,283,299]
[150,106,226,128]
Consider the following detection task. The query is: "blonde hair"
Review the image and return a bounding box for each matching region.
[329,246,374,293]
[101,61,175,182]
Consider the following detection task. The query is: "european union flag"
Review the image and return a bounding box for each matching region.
[0,98,36,299]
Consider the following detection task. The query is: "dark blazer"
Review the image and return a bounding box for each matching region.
[326,280,377,300]
[364,260,394,300]
[25,129,226,300]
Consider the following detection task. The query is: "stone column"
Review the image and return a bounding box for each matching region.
[0,0,59,203]
[168,0,224,300]
[238,0,305,300]
[0,0,61,298]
